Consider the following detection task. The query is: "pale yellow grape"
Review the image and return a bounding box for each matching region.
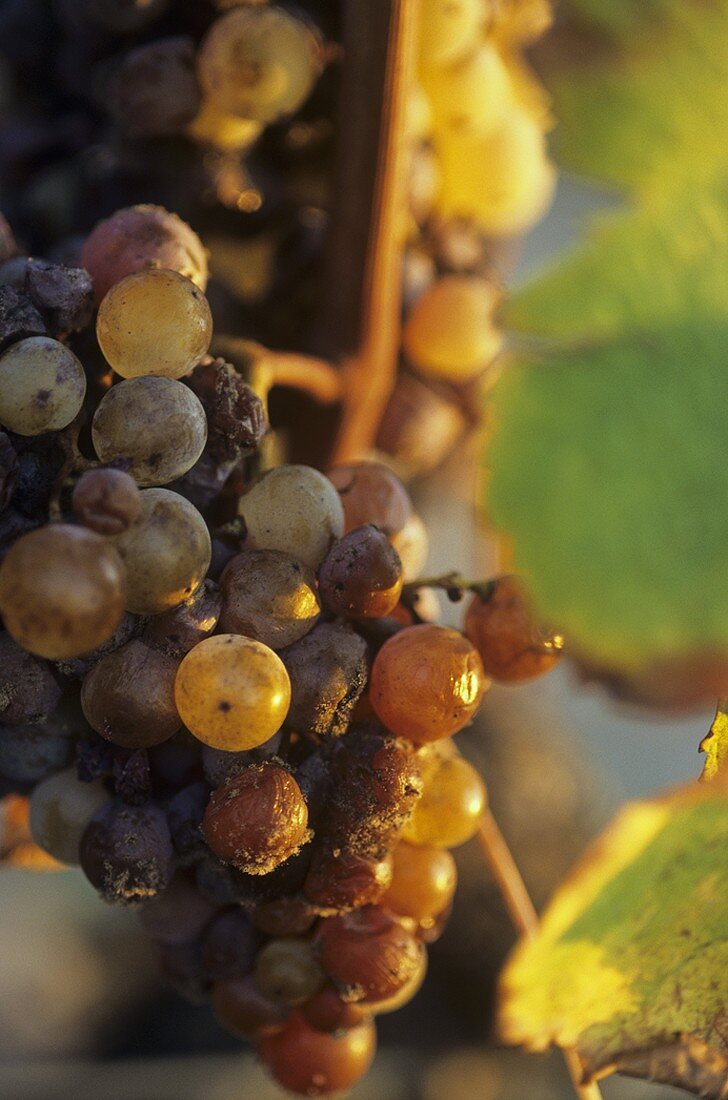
[0,337,86,436]
[433,105,557,235]
[422,43,513,136]
[402,752,486,848]
[29,768,110,865]
[111,488,211,614]
[419,0,485,68]
[239,465,344,569]
[198,6,323,124]
[92,376,207,487]
[403,276,502,383]
[175,634,291,751]
[187,97,264,152]
[96,269,213,379]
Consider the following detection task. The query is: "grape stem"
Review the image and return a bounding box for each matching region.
[402,572,498,603]
[476,810,604,1100]
[258,351,344,405]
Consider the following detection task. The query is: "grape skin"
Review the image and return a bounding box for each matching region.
[0,336,86,436]
[238,465,345,569]
[28,768,109,865]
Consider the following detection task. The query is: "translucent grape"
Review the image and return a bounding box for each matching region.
[72,469,141,536]
[96,269,213,380]
[257,1013,376,1096]
[92,376,207,487]
[202,762,308,874]
[327,462,412,537]
[255,938,325,1006]
[187,98,263,152]
[403,276,502,382]
[175,635,291,751]
[423,43,513,136]
[81,640,181,749]
[403,750,486,847]
[318,525,403,619]
[0,336,86,436]
[381,842,457,927]
[0,524,127,659]
[239,465,344,569]
[198,7,324,124]
[28,768,109,865]
[111,488,211,615]
[315,906,423,1004]
[418,0,485,67]
[81,205,208,303]
[220,549,320,649]
[464,575,564,682]
[369,624,487,743]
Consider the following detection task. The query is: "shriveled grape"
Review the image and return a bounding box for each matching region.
[92,376,207,487]
[315,905,423,1004]
[175,635,290,751]
[0,336,86,436]
[142,579,221,658]
[80,799,174,905]
[281,623,368,740]
[464,574,564,682]
[0,633,61,725]
[97,269,213,380]
[318,525,403,619]
[81,639,181,749]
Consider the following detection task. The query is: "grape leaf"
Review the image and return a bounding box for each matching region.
[484,2,728,685]
[498,781,728,1096]
[700,703,728,783]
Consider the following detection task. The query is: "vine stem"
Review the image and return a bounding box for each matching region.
[258,351,343,405]
[477,809,604,1100]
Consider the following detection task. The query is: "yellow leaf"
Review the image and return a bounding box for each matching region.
[700,702,728,783]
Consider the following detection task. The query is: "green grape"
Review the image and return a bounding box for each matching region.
[0,525,127,660]
[0,337,86,436]
[197,6,324,124]
[175,634,291,751]
[238,465,344,569]
[403,276,502,383]
[96,269,213,380]
[422,43,513,136]
[29,768,110,866]
[92,376,207,487]
[111,488,211,614]
[418,0,485,68]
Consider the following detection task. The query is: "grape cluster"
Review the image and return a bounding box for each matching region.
[0,199,563,1095]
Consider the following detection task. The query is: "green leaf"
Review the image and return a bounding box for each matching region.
[499,781,728,1095]
[485,1,728,682]
[700,703,728,783]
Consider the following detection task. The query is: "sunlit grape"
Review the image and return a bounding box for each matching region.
[255,938,324,1006]
[381,841,457,927]
[96,269,213,380]
[220,549,320,649]
[258,1013,377,1096]
[418,0,485,68]
[403,750,486,847]
[0,337,86,436]
[464,574,564,681]
[403,276,502,383]
[239,465,344,569]
[423,43,513,137]
[187,98,263,152]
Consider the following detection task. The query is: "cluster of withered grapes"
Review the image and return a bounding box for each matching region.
[0,200,563,1095]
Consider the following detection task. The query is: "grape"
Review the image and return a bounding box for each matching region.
[185,357,266,462]
[434,106,557,235]
[220,549,320,649]
[80,799,174,905]
[327,462,412,538]
[137,873,215,945]
[238,465,344,569]
[403,276,502,383]
[423,43,513,137]
[142,579,222,659]
[213,974,290,1039]
[28,768,109,865]
[96,269,213,381]
[202,762,309,874]
[53,613,137,682]
[201,908,259,980]
[81,640,181,749]
[0,524,127,659]
[254,896,318,938]
[370,624,487,743]
[300,984,371,1034]
[376,372,467,480]
[112,37,201,139]
[201,736,281,787]
[92,376,208,487]
[255,938,325,1006]
[175,635,290,751]
[24,259,94,336]
[367,948,428,1014]
[382,842,457,928]
[148,732,201,790]
[315,906,423,1004]
[82,205,209,304]
[464,575,564,682]
[167,782,212,866]
[257,1013,376,1096]
[318,525,403,619]
[0,632,61,725]
[403,749,486,847]
[110,488,211,615]
[0,336,86,435]
[0,286,46,351]
[187,99,263,153]
[0,718,74,786]
[72,469,141,536]
[197,7,324,124]
[304,847,393,912]
[281,623,368,740]
[418,0,485,67]
[158,939,211,1004]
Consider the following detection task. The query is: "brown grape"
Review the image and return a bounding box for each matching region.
[254,896,318,938]
[213,974,289,1039]
[315,905,423,1004]
[318,525,403,619]
[281,622,368,740]
[81,640,181,749]
[327,461,412,537]
[72,469,141,536]
[464,575,564,682]
[304,847,393,912]
[370,624,487,743]
[300,984,371,1034]
[257,1013,376,1096]
[220,549,320,649]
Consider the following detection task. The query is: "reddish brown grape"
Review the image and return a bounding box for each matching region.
[300,984,371,1034]
[254,896,318,938]
[464,575,564,682]
[304,847,393,912]
[315,905,423,1004]
[318,525,403,619]
[381,842,457,930]
[213,974,289,1039]
[203,763,309,874]
[327,462,412,537]
[72,468,142,536]
[257,1013,376,1096]
[370,624,487,743]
